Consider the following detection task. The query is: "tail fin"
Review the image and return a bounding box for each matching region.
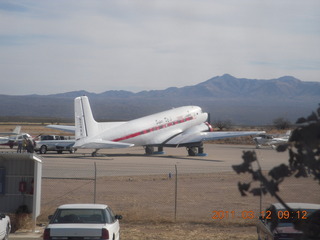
[12,126,21,134]
[74,96,99,140]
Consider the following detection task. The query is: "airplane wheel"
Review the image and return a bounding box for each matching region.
[145,146,154,155]
[198,145,204,154]
[39,145,47,154]
[187,147,197,156]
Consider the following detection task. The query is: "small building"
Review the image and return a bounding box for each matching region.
[0,152,42,230]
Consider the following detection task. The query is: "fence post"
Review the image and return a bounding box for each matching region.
[174,164,178,221]
[94,162,97,204]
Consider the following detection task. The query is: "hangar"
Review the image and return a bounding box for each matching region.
[0,152,42,231]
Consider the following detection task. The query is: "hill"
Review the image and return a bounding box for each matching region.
[0,74,319,125]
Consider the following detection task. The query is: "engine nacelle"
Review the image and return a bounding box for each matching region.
[183,122,213,134]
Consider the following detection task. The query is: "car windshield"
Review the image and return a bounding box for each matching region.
[51,209,105,224]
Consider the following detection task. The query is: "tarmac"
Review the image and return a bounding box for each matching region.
[41,143,289,178]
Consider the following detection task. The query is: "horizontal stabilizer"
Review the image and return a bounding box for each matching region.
[54,141,75,147]
[46,125,76,133]
[46,122,126,133]
[74,139,134,149]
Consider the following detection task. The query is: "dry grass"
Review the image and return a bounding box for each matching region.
[9,213,33,233]
[120,221,257,240]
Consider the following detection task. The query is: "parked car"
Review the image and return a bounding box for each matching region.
[257,202,320,240]
[43,204,122,240]
[35,135,76,154]
[0,213,10,240]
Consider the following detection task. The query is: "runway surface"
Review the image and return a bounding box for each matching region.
[35,144,289,178]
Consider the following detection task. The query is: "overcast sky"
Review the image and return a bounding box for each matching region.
[0,0,319,95]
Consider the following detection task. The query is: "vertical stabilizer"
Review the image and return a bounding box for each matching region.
[74,96,99,140]
[13,126,21,134]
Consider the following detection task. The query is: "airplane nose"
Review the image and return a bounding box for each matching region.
[200,112,207,120]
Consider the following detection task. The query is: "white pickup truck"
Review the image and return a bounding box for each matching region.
[35,135,76,154]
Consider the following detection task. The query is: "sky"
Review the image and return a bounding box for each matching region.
[0,0,319,95]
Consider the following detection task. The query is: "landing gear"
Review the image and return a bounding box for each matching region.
[91,149,99,157]
[145,146,154,155]
[198,145,205,155]
[186,143,207,156]
[156,146,164,154]
[144,146,165,155]
[187,147,197,156]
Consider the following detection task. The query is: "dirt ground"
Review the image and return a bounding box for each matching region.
[18,173,262,240]
[120,222,257,240]
[1,123,319,240]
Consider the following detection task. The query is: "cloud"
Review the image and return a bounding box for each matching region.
[0,0,319,95]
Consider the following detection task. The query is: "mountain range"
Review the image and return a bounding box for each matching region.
[0,74,319,125]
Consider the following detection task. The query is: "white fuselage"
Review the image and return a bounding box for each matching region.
[86,106,207,146]
[0,133,31,146]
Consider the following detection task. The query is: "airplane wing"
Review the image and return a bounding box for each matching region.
[74,139,134,149]
[46,125,76,133]
[166,131,266,145]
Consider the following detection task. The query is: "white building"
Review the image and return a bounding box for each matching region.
[0,152,42,231]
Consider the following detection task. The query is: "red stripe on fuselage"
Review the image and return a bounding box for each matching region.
[112,116,194,142]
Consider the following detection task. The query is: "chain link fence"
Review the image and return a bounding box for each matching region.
[39,162,320,224]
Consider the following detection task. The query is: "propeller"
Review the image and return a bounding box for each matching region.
[207,112,211,124]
